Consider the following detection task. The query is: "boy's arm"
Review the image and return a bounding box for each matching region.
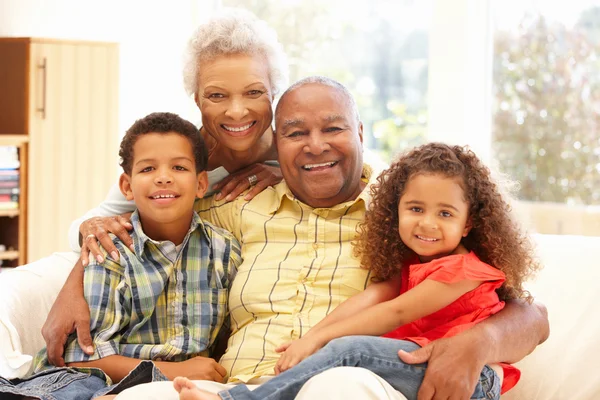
[69,355,227,383]
[399,299,549,400]
[68,355,142,383]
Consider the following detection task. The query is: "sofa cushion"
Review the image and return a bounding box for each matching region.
[502,234,600,399]
[0,252,77,378]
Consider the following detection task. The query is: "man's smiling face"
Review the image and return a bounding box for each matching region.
[274,83,364,208]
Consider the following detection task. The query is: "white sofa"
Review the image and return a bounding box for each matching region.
[1,234,599,399]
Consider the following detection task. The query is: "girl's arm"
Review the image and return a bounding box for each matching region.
[275,277,480,372]
[303,274,402,338]
[314,277,479,345]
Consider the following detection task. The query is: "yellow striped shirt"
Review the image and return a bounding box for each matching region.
[195,165,375,382]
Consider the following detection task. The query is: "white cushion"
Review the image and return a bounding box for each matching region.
[503,234,600,399]
[0,252,77,378]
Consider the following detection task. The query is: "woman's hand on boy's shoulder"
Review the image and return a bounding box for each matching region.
[79,213,133,266]
[213,163,282,202]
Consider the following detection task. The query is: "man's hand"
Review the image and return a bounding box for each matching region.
[79,214,133,266]
[398,334,486,400]
[274,338,323,375]
[41,261,94,367]
[158,356,227,382]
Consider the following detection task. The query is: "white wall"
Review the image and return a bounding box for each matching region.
[0,0,216,139]
[427,0,493,163]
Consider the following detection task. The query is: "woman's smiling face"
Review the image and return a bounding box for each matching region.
[195,53,274,153]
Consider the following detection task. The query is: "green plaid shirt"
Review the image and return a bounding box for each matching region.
[34,210,241,375]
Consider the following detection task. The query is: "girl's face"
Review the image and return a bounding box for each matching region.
[195,53,274,153]
[397,173,472,263]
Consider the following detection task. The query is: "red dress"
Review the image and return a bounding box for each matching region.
[382,252,520,393]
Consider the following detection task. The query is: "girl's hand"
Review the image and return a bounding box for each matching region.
[274,338,323,375]
[79,214,133,266]
[213,163,282,202]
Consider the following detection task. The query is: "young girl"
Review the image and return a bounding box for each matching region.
[174,143,541,400]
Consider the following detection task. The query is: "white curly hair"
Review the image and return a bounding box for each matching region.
[183,8,289,98]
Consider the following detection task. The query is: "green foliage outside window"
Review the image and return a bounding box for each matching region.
[493,8,600,205]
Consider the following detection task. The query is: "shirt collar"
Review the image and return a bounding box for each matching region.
[130,209,208,255]
[268,163,376,214]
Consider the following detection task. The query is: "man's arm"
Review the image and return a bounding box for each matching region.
[399,299,549,400]
[41,260,93,366]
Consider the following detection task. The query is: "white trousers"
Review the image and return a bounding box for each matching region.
[114,367,407,400]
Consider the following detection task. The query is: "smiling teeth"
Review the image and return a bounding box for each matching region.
[417,236,437,242]
[152,194,176,199]
[223,122,254,132]
[303,161,336,170]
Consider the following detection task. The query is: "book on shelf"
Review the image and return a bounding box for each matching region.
[0,187,19,195]
[0,194,18,202]
[0,201,18,210]
[0,147,20,170]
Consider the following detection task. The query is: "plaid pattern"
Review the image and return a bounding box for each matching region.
[34,210,241,374]
[195,165,376,383]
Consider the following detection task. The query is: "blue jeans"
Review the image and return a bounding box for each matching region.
[220,336,501,400]
[0,360,168,400]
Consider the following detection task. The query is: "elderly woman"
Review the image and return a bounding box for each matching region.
[70,8,288,265]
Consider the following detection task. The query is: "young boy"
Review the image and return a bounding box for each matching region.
[0,112,241,399]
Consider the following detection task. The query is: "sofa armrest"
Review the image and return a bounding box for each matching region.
[0,252,77,378]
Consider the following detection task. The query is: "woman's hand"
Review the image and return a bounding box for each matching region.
[274,338,323,375]
[213,163,282,202]
[79,214,133,266]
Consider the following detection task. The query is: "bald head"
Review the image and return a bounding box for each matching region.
[273,76,365,208]
[275,76,360,128]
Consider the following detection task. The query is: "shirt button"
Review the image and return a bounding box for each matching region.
[312,243,318,250]
[155,357,163,361]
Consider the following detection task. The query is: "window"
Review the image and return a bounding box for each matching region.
[491,0,600,235]
[222,0,431,163]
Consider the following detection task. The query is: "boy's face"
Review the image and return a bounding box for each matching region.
[119,132,207,230]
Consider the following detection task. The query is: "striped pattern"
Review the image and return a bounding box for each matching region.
[195,165,375,383]
[34,210,241,373]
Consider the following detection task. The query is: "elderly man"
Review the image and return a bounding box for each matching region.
[44,77,549,400]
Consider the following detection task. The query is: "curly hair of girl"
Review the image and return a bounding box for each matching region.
[354,142,541,301]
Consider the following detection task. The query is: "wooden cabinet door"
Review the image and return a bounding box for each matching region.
[27,41,119,260]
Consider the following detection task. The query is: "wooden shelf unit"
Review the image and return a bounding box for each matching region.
[0,38,119,267]
[0,135,28,266]
[0,250,20,261]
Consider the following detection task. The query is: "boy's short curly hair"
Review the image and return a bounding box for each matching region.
[119,112,208,175]
[354,142,541,301]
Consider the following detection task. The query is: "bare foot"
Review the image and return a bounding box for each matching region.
[173,376,220,400]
